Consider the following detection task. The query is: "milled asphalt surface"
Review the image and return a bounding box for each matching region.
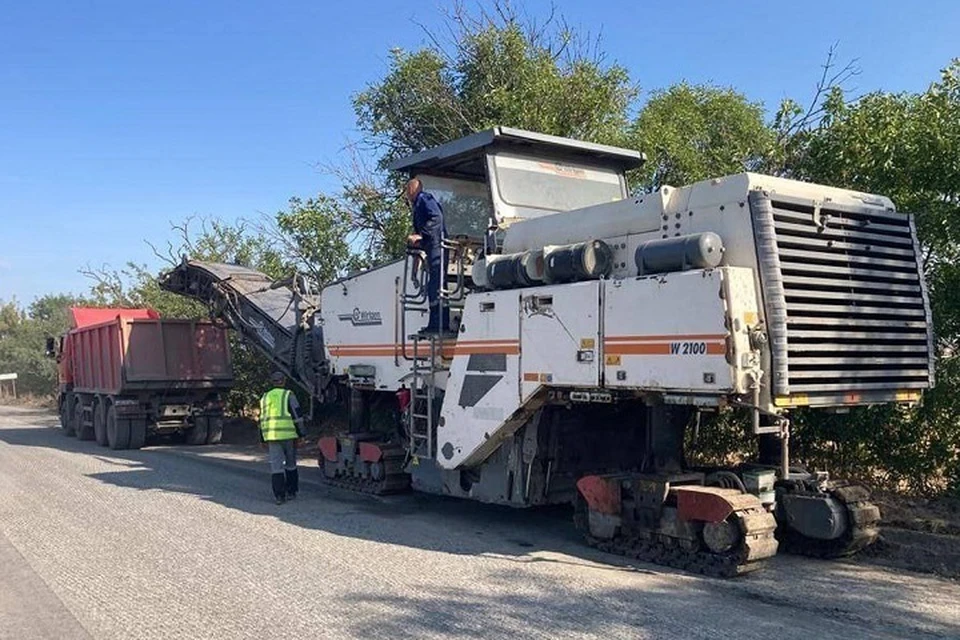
[1,405,959,640]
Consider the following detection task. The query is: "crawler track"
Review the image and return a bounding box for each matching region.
[317,444,411,495]
[577,499,779,578]
[777,483,881,558]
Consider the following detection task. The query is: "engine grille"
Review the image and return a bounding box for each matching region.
[749,191,935,407]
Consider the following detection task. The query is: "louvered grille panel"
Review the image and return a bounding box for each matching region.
[750,192,935,406]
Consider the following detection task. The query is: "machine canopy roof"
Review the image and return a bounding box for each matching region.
[387,126,645,180]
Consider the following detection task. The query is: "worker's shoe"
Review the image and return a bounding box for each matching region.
[285,468,299,500]
[417,324,455,337]
[417,324,442,336]
[271,472,287,504]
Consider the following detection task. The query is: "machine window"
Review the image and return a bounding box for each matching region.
[417,175,493,239]
[493,152,624,213]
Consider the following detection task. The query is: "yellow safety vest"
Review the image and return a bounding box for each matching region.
[259,388,298,442]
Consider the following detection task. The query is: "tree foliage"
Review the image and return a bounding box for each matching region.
[354,4,636,165]
[629,83,775,190]
[0,294,88,397]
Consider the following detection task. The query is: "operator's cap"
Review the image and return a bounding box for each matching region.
[270,371,285,385]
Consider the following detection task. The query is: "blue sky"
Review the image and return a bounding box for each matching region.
[1,0,957,305]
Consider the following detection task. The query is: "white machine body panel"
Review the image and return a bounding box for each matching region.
[439,290,522,468]
[519,281,601,401]
[438,268,761,469]
[603,268,758,394]
[320,260,429,389]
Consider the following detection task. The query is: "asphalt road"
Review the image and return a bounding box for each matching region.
[1,405,958,640]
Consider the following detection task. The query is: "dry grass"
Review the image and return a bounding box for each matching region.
[0,393,56,410]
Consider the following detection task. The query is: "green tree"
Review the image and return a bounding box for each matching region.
[354,6,636,165]
[629,83,775,190]
[0,294,88,397]
[274,195,368,277]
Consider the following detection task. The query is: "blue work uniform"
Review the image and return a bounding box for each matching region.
[412,191,449,332]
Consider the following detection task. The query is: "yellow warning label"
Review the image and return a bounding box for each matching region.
[895,390,921,402]
[580,338,596,349]
[743,311,759,325]
[605,354,622,366]
[775,394,809,407]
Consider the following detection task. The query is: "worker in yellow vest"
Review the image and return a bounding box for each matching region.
[259,371,305,504]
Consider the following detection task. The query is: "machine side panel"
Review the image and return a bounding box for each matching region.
[321,261,427,389]
[720,267,764,396]
[519,281,601,401]
[438,289,521,469]
[603,270,735,393]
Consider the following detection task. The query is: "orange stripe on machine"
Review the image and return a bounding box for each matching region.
[328,338,520,358]
[604,334,728,342]
[452,344,520,356]
[604,336,727,357]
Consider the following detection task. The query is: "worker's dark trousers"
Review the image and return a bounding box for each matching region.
[268,439,298,499]
[424,241,449,331]
[285,468,299,496]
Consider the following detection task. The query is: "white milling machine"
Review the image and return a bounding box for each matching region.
[161,127,934,577]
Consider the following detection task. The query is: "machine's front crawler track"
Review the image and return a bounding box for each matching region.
[776,482,881,558]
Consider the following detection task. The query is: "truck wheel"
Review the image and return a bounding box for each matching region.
[128,419,147,450]
[204,416,224,445]
[94,402,109,447]
[76,398,94,441]
[185,419,208,446]
[61,399,76,436]
[106,406,131,450]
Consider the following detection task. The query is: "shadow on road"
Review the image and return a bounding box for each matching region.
[0,414,595,564]
[2,410,958,639]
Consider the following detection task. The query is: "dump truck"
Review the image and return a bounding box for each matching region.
[161,127,935,576]
[50,307,233,449]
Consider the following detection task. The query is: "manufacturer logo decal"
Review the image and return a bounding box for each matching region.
[338,308,383,326]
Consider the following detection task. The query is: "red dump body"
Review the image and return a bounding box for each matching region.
[60,307,232,395]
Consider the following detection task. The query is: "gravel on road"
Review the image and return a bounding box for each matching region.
[1,405,958,640]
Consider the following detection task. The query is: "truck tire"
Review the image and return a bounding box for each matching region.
[61,398,76,436]
[204,416,224,445]
[185,419,208,446]
[106,406,131,450]
[76,397,95,441]
[94,401,109,447]
[128,419,147,450]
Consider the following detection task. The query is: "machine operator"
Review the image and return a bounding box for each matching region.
[405,178,449,334]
